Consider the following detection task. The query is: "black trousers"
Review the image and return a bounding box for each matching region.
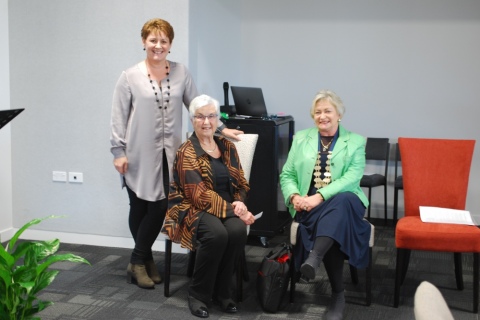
[189,213,247,303]
[125,151,169,264]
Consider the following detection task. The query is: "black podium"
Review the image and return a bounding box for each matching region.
[224,116,294,246]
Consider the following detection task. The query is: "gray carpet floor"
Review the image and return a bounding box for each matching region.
[26,221,479,319]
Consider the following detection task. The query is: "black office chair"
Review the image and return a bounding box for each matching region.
[360,138,390,223]
[393,143,403,226]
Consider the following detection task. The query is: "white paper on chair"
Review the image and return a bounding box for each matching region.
[254,212,263,220]
[419,206,475,225]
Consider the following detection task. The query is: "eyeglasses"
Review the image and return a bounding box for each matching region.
[193,114,218,121]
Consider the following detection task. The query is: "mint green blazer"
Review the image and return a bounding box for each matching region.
[280,125,369,218]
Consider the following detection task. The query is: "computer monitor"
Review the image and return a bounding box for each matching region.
[231,86,268,117]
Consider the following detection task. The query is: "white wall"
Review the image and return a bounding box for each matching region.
[4,0,480,246]
[0,0,13,241]
[6,0,191,251]
[195,0,480,218]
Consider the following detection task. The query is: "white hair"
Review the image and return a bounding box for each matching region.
[189,94,220,118]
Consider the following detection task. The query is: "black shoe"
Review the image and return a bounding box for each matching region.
[214,297,238,314]
[188,295,209,318]
[300,254,321,280]
[300,262,316,280]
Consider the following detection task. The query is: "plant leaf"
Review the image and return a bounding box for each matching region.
[0,244,14,269]
[31,270,58,295]
[6,215,63,253]
[12,266,37,284]
[0,268,12,288]
[24,240,60,267]
[23,300,53,318]
[36,253,90,275]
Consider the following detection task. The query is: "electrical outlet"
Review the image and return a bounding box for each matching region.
[68,172,83,183]
[52,171,67,182]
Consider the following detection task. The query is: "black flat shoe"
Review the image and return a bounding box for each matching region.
[214,297,237,314]
[300,261,316,281]
[188,295,209,318]
[300,253,321,281]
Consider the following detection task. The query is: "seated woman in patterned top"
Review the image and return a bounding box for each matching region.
[162,94,255,318]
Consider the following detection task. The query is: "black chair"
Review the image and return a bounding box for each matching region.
[360,138,390,223]
[393,143,403,225]
[289,219,374,306]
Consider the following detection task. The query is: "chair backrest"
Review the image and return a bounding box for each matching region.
[365,137,390,176]
[398,137,475,217]
[226,134,258,182]
[186,132,258,182]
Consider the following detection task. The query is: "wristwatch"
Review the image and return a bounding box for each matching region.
[217,123,226,133]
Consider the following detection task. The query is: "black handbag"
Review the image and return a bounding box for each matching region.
[256,242,291,312]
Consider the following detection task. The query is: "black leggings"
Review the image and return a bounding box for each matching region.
[126,151,169,264]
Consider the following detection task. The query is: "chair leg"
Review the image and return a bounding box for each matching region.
[349,264,359,284]
[164,239,172,297]
[187,250,196,278]
[366,188,372,219]
[454,252,464,290]
[383,185,388,225]
[289,248,296,303]
[366,247,372,306]
[474,253,479,313]
[395,248,410,307]
[400,249,411,284]
[393,188,398,226]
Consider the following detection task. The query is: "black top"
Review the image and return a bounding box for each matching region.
[210,156,233,203]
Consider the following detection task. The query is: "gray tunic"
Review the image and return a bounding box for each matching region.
[110,61,199,201]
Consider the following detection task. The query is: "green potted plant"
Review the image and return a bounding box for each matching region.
[0,215,90,320]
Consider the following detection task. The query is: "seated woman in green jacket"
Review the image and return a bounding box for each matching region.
[280,89,371,320]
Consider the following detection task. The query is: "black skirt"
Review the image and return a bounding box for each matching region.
[295,192,371,270]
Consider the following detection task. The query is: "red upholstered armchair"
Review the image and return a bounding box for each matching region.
[394,137,479,313]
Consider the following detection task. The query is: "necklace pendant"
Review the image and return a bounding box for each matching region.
[323,147,327,151]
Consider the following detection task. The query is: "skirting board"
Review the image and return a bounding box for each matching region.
[0,227,188,254]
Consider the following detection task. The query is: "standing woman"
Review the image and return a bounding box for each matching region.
[280,90,370,320]
[110,18,242,289]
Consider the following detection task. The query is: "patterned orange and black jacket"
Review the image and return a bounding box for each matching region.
[161,132,250,250]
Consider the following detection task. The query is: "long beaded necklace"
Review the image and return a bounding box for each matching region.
[313,136,334,189]
[146,60,170,109]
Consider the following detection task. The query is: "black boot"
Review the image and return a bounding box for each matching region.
[300,251,322,280]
